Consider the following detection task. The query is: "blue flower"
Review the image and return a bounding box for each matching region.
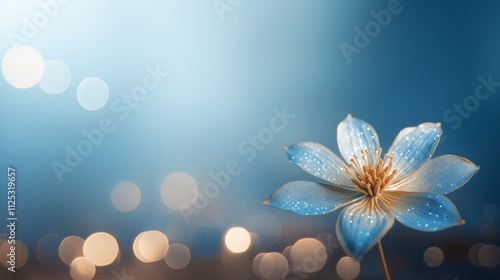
[264,115,478,260]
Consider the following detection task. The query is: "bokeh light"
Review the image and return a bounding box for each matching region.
[164,243,191,269]
[58,236,85,266]
[0,239,29,269]
[252,253,266,279]
[336,256,360,280]
[161,172,199,210]
[281,245,293,264]
[478,244,500,267]
[224,227,251,253]
[70,257,96,280]
[480,223,500,243]
[133,230,169,263]
[290,238,327,273]
[250,232,261,247]
[424,247,444,267]
[483,204,500,223]
[36,234,63,266]
[76,77,109,110]
[259,252,289,280]
[133,231,149,263]
[83,232,119,266]
[2,45,44,88]
[469,243,485,266]
[111,181,141,212]
[0,1,498,279]
[38,59,71,94]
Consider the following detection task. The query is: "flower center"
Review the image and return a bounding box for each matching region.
[344,148,398,196]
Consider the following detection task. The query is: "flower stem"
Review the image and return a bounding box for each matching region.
[377,240,391,280]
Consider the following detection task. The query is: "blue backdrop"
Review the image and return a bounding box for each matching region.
[0,1,499,279]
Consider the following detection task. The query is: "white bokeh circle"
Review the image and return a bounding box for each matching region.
[77,77,109,110]
[111,181,141,212]
[39,59,71,94]
[2,45,44,89]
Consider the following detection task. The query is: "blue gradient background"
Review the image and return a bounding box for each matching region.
[0,0,499,279]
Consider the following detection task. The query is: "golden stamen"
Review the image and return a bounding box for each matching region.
[344,148,398,197]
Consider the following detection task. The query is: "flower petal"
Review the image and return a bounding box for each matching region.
[337,115,380,166]
[383,191,464,232]
[336,198,394,260]
[387,122,442,181]
[390,155,479,194]
[285,142,354,188]
[264,181,362,216]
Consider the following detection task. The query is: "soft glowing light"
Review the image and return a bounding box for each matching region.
[0,239,29,269]
[83,232,119,266]
[281,245,293,265]
[59,236,85,265]
[290,238,327,273]
[2,45,44,88]
[111,181,141,212]
[133,230,169,263]
[483,204,500,223]
[478,244,500,267]
[469,243,484,266]
[38,59,71,94]
[224,227,251,253]
[336,256,360,280]
[423,247,444,267]
[259,252,289,280]
[161,172,199,210]
[133,232,148,262]
[77,77,109,110]
[250,232,261,246]
[70,257,96,280]
[252,253,267,279]
[164,243,191,269]
[36,234,63,266]
[480,223,500,243]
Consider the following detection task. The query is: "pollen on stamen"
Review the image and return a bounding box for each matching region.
[344,148,398,197]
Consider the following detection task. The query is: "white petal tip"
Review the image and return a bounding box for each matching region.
[281,146,289,152]
[456,156,480,170]
[346,113,353,119]
[436,122,442,127]
[262,199,269,205]
[460,219,466,225]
